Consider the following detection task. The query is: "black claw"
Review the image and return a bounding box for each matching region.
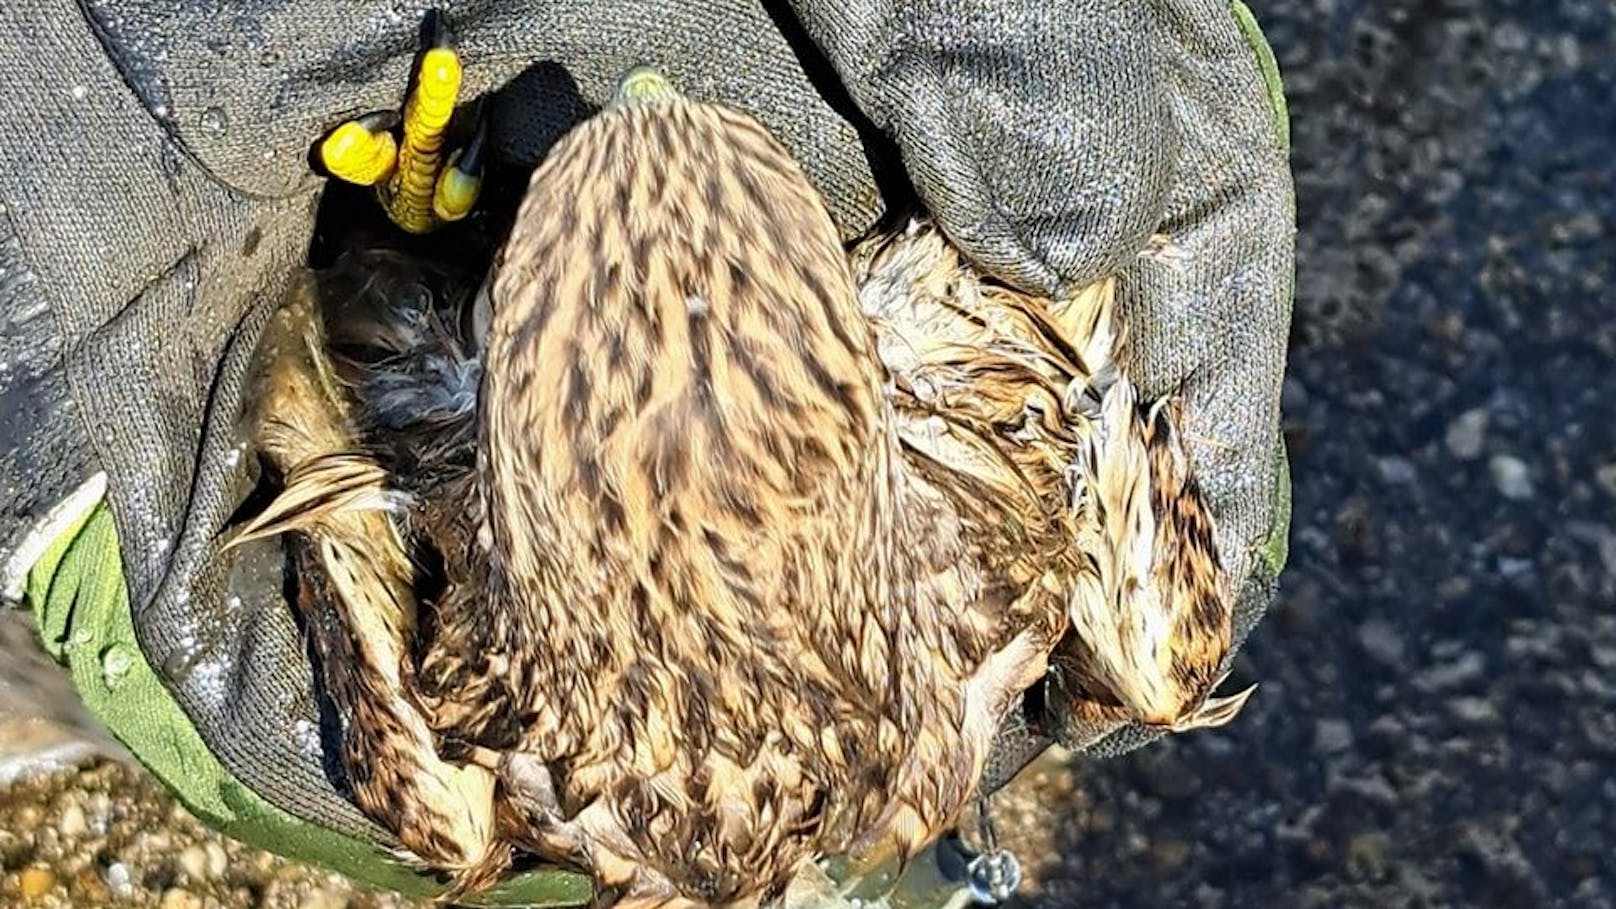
[421,7,454,50]
[404,10,456,117]
[456,115,489,177]
[354,110,402,133]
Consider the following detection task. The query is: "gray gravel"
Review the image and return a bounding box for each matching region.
[0,610,423,908]
[999,1,1616,906]
[0,760,421,909]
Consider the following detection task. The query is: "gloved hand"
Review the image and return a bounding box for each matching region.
[0,0,1293,904]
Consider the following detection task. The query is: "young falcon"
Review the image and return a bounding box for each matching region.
[247,35,1253,908]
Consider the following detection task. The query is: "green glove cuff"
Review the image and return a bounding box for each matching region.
[1231,0,1291,154]
[21,491,591,908]
[1261,437,1293,578]
[1231,0,1295,581]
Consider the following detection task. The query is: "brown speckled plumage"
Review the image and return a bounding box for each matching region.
[849,221,1252,744]
[231,291,502,890]
[412,92,1058,907]
[239,78,1251,908]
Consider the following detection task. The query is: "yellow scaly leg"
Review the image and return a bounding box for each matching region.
[320,110,400,187]
[384,37,459,233]
[315,10,484,234]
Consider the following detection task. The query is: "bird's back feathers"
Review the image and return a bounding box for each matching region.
[241,86,1249,908]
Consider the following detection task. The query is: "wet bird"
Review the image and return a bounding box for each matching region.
[234,279,501,888]
[235,35,1253,908]
[847,222,1254,741]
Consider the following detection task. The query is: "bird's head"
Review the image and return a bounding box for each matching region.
[611,65,682,106]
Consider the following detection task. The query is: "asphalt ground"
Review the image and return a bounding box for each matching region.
[1003,2,1616,906]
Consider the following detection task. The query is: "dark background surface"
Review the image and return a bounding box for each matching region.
[1013,1,1616,906]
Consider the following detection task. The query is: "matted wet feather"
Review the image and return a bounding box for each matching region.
[236,79,1251,908]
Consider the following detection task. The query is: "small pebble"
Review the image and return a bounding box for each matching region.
[1346,832,1392,878]
[1367,714,1405,739]
[85,792,113,832]
[1377,456,1417,485]
[1358,619,1406,667]
[103,860,134,899]
[299,890,349,909]
[1335,771,1399,808]
[205,841,229,878]
[58,801,88,837]
[179,844,209,880]
[1489,455,1534,500]
[1314,718,1355,755]
[1444,408,1489,460]
[1595,463,1616,498]
[1151,836,1191,871]
[20,865,57,897]
[70,866,112,901]
[1450,697,1501,725]
[1590,644,1616,671]
[1415,651,1487,693]
[161,888,204,909]
[1497,556,1535,581]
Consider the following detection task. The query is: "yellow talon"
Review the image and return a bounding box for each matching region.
[382,43,464,234]
[319,114,400,187]
[434,152,480,223]
[432,117,486,223]
[315,11,479,234]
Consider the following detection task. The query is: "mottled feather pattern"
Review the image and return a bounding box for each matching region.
[1048,383,1250,738]
[850,221,1245,743]
[241,83,1249,907]
[445,95,1004,904]
[230,292,501,886]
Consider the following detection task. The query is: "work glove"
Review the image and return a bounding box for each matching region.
[0,0,1293,904]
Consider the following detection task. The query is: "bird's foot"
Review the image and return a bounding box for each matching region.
[315,9,484,234]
